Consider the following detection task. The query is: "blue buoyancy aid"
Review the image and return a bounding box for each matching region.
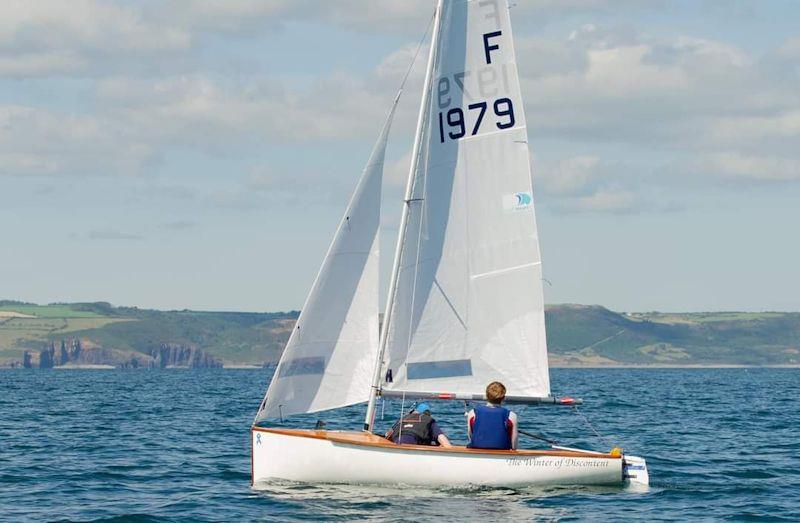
[468,405,512,450]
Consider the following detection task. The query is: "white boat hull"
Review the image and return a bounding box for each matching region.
[252,428,647,488]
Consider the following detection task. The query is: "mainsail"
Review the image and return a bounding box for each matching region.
[380,0,550,399]
[254,103,397,422]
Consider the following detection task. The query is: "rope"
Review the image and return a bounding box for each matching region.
[572,405,614,447]
[397,392,406,442]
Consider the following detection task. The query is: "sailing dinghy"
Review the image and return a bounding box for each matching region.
[252,0,648,488]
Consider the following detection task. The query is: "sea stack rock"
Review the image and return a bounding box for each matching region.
[148,343,222,368]
[39,342,56,368]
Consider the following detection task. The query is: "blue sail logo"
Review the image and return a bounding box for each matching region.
[503,191,533,210]
[516,192,532,206]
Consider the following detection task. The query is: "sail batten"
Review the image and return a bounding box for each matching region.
[381,0,550,400]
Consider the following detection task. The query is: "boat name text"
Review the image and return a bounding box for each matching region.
[506,457,611,468]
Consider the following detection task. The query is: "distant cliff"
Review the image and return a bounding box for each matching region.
[147,343,223,368]
[22,338,222,369]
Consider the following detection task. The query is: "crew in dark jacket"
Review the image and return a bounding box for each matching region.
[385,403,452,447]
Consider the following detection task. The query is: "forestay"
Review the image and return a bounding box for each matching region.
[254,103,397,422]
[381,0,550,399]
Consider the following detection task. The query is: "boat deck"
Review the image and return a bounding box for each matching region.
[253,427,621,459]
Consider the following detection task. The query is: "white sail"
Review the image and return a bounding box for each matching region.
[381,0,550,399]
[254,103,397,422]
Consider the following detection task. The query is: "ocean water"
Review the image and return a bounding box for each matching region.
[1,368,798,522]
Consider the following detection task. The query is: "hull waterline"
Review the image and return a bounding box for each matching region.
[251,427,648,488]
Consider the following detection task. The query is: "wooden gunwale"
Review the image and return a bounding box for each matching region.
[252,427,620,459]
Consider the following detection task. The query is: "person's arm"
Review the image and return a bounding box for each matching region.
[466,409,475,439]
[508,411,519,450]
[430,421,452,447]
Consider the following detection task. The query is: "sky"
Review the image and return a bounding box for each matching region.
[2,0,799,313]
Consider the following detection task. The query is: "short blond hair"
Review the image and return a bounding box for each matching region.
[486,381,506,404]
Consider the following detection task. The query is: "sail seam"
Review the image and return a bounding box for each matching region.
[455,125,527,143]
[470,261,540,280]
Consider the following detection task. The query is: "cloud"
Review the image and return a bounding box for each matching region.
[160,1,436,36]
[243,165,352,207]
[698,152,800,181]
[534,155,600,196]
[87,228,143,240]
[533,155,653,213]
[385,150,413,188]
[161,0,664,37]
[2,1,799,221]
[158,220,198,231]
[707,111,800,147]
[777,36,800,60]
[0,105,158,177]
[518,24,800,157]
[567,189,638,213]
[92,71,401,148]
[0,0,190,78]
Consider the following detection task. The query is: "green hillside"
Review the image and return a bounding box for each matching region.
[0,301,297,367]
[1,301,798,367]
[546,305,800,366]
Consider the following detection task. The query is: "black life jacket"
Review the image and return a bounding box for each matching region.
[390,412,433,444]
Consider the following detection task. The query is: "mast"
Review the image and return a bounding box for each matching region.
[364,0,444,432]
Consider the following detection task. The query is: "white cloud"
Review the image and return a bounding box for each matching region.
[0,51,86,77]
[533,155,662,214]
[1,1,798,220]
[0,0,190,77]
[385,150,413,188]
[163,0,663,37]
[0,105,157,177]
[699,152,800,181]
[777,36,800,60]
[87,228,143,240]
[708,111,800,145]
[534,155,600,196]
[158,220,198,231]
[569,189,638,213]
[241,165,350,207]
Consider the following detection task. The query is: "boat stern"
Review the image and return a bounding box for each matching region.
[622,454,649,487]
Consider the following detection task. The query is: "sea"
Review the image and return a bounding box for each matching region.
[1,368,798,522]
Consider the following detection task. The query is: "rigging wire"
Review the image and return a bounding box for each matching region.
[397,11,436,94]
[403,6,440,382]
[376,7,437,400]
[365,9,436,434]
[572,405,615,448]
[397,392,407,442]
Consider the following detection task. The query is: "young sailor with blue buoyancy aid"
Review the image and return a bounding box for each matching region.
[466,381,519,450]
[385,403,452,447]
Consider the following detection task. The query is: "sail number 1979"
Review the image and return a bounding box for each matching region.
[435,26,517,143]
[437,97,515,143]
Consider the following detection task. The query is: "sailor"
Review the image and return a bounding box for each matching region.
[466,381,519,450]
[385,403,452,447]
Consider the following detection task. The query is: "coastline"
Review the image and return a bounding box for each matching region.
[549,363,800,369]
[4,364,798,370]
